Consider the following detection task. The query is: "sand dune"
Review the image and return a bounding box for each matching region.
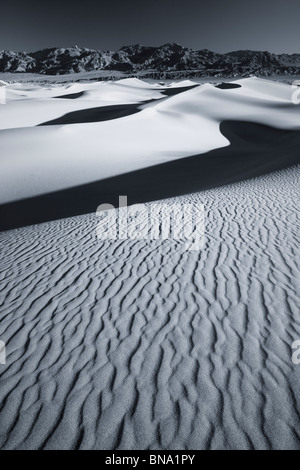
[0,78,300,205]
[1,119,300,231]
[0,76,300,450]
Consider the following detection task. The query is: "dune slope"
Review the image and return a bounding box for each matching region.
[0,78,300,205]
[0,77,300,450]
[1,119,300,231]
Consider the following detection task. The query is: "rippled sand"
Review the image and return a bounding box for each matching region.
[1,166,299,449]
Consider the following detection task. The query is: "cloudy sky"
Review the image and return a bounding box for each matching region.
[1,0,300,53]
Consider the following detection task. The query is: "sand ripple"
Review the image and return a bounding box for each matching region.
[0,166,300,449]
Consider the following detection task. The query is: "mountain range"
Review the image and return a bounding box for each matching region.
[1,43,300,77]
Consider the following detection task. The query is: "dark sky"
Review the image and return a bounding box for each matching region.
[1,0,300,54]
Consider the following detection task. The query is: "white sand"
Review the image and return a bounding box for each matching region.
[0,77,300,450]
[0,78,300,203]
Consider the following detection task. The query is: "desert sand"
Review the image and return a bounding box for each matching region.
[0,77,299,449]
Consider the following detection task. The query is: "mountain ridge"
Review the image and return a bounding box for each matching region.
[1,43,300,77]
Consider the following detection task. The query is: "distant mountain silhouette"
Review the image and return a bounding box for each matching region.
[1,43,300,77]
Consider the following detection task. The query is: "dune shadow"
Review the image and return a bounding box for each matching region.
[215,83,242,89]
[40,85,199,126]
[38,102,149,125]
[160,84,199,96]
[1,120,300,231]
[53,91,85,99]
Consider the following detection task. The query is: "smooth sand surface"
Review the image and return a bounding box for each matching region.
[0,78,300,204]
[1,119,300,231]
